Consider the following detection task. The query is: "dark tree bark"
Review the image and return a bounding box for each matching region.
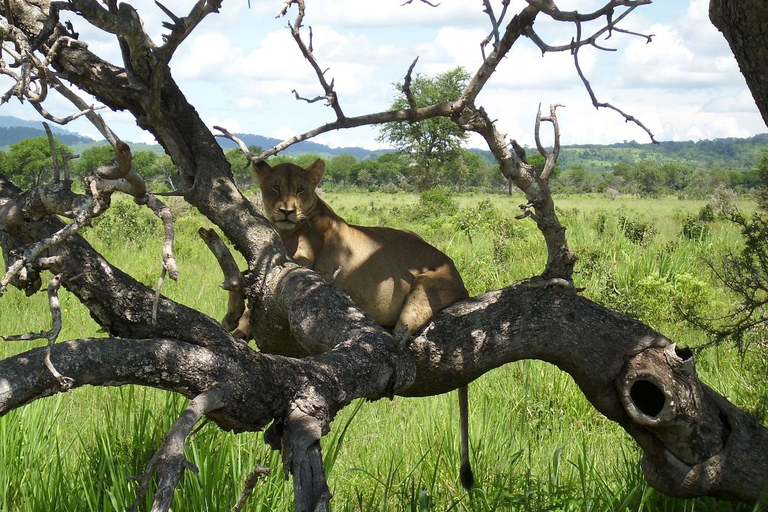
[710,0,768,125]
[1,1,767,510]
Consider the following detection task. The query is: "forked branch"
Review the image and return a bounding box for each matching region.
[2,274,73,389]
[535,103,563,181]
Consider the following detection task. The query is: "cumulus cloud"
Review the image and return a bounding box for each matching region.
[18,0,762,147]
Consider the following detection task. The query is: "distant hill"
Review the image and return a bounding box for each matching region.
[216,133,385,160]
[0,115,766,172]
[0,116,95,148]
[557,134,768,173]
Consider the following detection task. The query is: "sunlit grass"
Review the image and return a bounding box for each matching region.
[0,192,761,511]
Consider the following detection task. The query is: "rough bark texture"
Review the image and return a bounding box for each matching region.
[1,0,767,510]
[710,0,768,125]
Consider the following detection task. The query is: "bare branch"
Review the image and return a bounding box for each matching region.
[402,57,420,113]
[43,122,61,183]
[535,103,563,181]
[232,465,271,512]
[278,0,345,120]
[2,274,73,389]
[401,0,440,6]
[480,0,509,59]
[198,228,246,333]
[573,44,658,143]
[151,0,222,110]
[128,388,225,512]
[213,125,257,161]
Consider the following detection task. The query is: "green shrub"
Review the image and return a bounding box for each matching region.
[417,186,458,217]
[682,216,710,241]
[91,200,161,248]
[619,215,655,246]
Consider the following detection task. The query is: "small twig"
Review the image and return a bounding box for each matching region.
[232,465,271,512]
[401,0,440,6]
[2,274,74,390]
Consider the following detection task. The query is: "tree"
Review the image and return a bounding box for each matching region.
[710,0,768,125]
[1,137,72,187]
[1,1,767,511]
[73,144,115,177]
[378,67,471,190]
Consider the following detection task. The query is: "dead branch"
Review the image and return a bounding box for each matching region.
[535,103,563,181]
[128,388,225,512]
[151,0,222,110]
[43,122,61,182]
[232,465,271,512]
[402,57,420,113]
[2,274,73,389]
[278,0,344,120]
[198,228,246,333]
[401,0,440,6]
[480,0,510,59]
[572,41,658,143]
[213,125,257,161]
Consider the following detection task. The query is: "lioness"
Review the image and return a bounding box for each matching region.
[252,158,474,490]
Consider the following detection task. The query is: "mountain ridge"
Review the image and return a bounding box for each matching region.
[0,116,766,172]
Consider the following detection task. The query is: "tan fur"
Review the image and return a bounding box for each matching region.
[251,158,475,490]
[252,158,469,335]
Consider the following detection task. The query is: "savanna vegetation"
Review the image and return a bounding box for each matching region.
[3,0,768,511]
[1,180,765,511]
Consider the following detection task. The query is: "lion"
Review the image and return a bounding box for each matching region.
[251,158,475,491]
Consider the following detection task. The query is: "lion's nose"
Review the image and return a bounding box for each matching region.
[279,208,295,218]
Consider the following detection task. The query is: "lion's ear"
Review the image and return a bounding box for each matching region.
[305,158,326,186]
[251,160,272,184]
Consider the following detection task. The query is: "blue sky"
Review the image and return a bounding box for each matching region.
[3,0,765,150]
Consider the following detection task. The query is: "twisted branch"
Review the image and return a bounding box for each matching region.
[128,388,225,512]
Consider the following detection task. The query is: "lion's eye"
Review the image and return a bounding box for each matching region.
[271,185,280,192]
[296,187,305,194]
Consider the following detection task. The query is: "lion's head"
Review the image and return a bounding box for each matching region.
[251,159,325,231]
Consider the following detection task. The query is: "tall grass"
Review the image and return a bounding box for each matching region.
[0,192,762,511]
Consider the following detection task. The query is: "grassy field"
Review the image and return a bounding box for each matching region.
[0,190,765,511]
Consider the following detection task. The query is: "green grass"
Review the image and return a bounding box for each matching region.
[0,192,764,511]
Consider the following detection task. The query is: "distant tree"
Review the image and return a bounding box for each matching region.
[661,162,694,191]
[325,154,360,186]
[634,160,664,196]
[379,67,470,190]
[225,145,261,187]
[1,137,72,187]
[442,150,488,192]
[73,145,114,177]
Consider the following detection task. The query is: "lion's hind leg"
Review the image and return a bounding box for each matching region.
[395,264,474,490]
[394,264,468,335]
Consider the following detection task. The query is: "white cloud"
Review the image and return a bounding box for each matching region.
[4,0,764,149]
[272,125,296,140]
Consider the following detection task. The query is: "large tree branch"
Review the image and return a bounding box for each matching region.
[1,281,766,504]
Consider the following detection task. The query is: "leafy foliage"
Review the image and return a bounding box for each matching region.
[378,67,471,190]
[0,137,72,187]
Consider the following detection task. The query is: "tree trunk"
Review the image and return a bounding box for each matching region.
[710,0,768,125]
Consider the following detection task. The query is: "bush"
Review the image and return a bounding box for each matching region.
[682,216,710,241]
[417,186,459,217]
[619,216,656,246]
[698,204,715,222]
[91,200,161,248]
